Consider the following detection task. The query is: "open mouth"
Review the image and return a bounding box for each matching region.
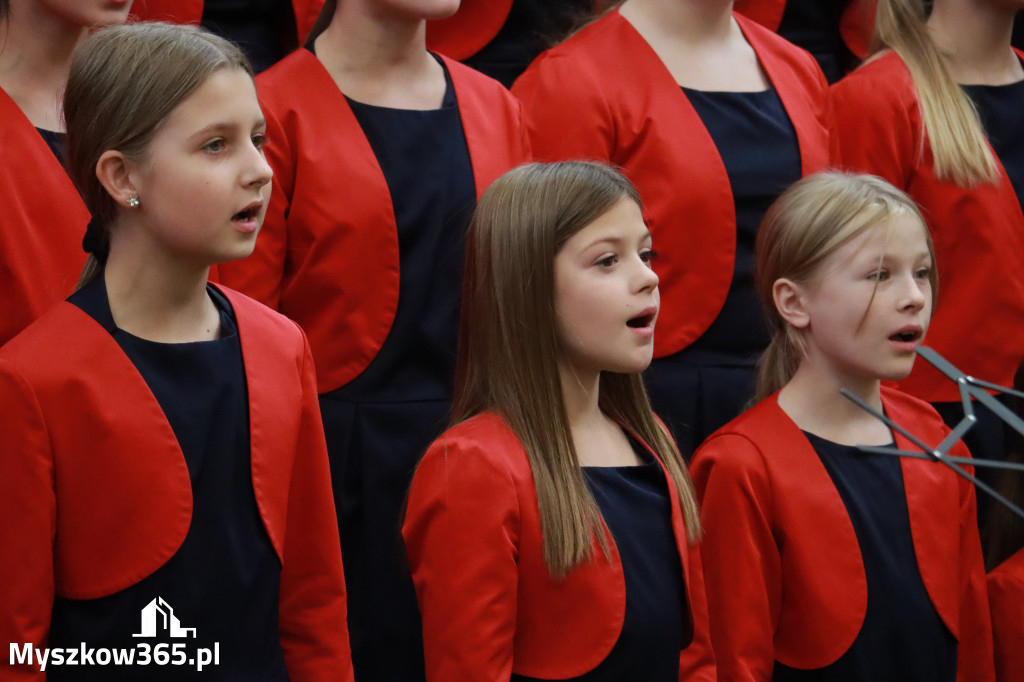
[627,312,655,329]
[232,206,258,222]
[889,329,922,343]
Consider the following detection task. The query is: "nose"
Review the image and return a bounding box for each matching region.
[899,272,929,312]
[634,255,659,292]
[245,143,273,190]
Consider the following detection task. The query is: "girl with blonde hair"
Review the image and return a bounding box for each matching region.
[691,172,993,681]
[403,161,715,681]
[832,0,1024,471]
[0,22,351,680]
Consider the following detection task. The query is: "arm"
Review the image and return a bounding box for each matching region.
[690,433,780,682]
[951,443,995,682]
[402,432,521,681]
[277,334,354,682]
[0,360,55,681]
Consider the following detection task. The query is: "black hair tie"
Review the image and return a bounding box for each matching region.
[82,215,110,264]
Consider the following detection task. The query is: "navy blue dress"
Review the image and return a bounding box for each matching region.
[773,432,956,681]
[35,127,65,165]
[49,275,285,681]
[644,86,801,458]
[934,77,1024,519]
[201,0,296,73]
[314,51,477,682]
[512,439,687,681]
[776,0,860,84]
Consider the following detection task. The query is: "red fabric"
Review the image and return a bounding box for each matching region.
[130,0,325,44]
[988,547,1024,682]
[0,287,352,681]
[403,413,716,681]
[512,10,834,359]
[734,0,875,59]
[690,387,994,680]
[0,89,89,347]
[426,0,514,61]
[217,49,530,393]
[832,51,1024,402]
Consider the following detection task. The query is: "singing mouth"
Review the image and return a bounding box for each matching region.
[889,328,922,343]
[627,309,657,329]
[232,201,262,222]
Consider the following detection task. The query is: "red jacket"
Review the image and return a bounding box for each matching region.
[512,10,834,359]
[0,88,89,347]
[988,547,1024,682]
[0,286,352,681]
[734,0,875,60]
[130,0,325,45]
[403,412,717,681]
[217,49,531,393]
[832,50,1024,402]
[690,387,994,681]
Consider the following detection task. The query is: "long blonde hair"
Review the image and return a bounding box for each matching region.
[754,172,936,400]
[63,22,251,286]
[874,0,999,186]
[453,161,700,577]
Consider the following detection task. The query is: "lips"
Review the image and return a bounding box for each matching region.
[888,325,923,343]
[231,200,263,223]
[627,306,658,330]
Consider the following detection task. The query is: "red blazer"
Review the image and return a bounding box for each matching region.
[690,387,994,681]
[0,286,352,681]
[988,547,1024,682]
[734,0,875,60]
[0,88,89,347]
[832,50,1024,402]
[402,412,717,681]
[130,0,325,45]
[512,10,834,359]
[217,49,531,393]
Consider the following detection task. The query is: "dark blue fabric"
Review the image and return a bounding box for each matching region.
[776,0,859,84]
[201,0,295,73]
[51,275,285,681]
[313,50,476,682]
[513,439,686,681]
[645,86,801,458]
[773,432,956,681]
[962,78,1024,221]
[35,127,65,165]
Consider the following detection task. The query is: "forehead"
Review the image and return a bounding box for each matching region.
[562,198,648,250]
[158,67,261,133]
[831,211,930,262]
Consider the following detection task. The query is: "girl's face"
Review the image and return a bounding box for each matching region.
[794,213,933,386]
[37,0,132,28]
[124,67,272,268]
[554,198,660,381]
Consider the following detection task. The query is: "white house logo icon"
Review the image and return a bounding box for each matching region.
[132,597,197,639]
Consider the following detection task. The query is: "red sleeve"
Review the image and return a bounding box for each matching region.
[218,100,292,309]
[512,52,616,164]
[690,433,779,682]
[830,60,918,188]
[951,443,996,682]
[277,333,354,681]
[678,537,719,681]
[0,360,54,681]
[987,550,1024,682]
[402,434,521,681]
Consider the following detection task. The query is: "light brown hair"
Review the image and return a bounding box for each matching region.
[873,0,999,186]
[63,22,252,286]
[754,172,936,401]
[452,161,700,577]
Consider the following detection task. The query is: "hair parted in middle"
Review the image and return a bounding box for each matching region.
[63,21,252,286]
[754,171,937,401]
[452,160,700,577]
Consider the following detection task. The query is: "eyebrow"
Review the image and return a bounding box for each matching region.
[583,230,653,250]
[191,117,267,139]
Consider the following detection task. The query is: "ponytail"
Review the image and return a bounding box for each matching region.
[875,0,998,187]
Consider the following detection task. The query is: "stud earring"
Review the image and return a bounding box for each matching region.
[127,194,140,208]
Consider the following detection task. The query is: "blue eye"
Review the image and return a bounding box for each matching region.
[203,138,226,153]
[867,270,889,282]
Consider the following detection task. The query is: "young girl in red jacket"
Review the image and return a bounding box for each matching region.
[832,0,1024,475]
[0,0,132,346]
[0,22,351,681]
[403,161,716,682]
[691,172,993,681]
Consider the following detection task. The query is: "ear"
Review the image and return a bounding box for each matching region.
[95,150,139,208]
[773,278,811,330]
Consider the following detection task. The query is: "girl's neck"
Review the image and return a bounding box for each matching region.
[559,366,640,467]
[777,359,893,447]
[928,0,1022,85]
[103,237,218,344]
[312,2,445,109]
[619,0,734,43]
[0,5,88,130]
